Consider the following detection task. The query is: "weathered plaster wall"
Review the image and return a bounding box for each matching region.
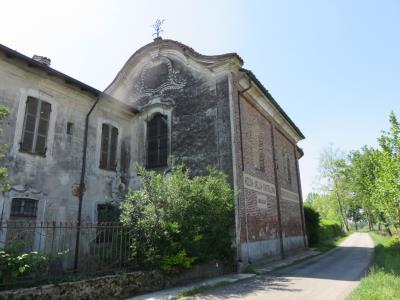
[0,54,136,268]
[106,47,233,180]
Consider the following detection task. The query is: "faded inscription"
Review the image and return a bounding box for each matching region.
[243,172,276,196]
[281,188,299,202]
[256,193,268,209]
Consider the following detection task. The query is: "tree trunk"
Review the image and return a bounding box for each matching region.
[334,187,349,232]
[355,221,358,231]
[385,225,392,236]
[367,210,373,231]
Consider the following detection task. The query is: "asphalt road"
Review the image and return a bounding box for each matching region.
[190,233,374,300]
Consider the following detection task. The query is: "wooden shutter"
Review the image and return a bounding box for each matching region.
[158,115,168,166]
[100,124,109,169]
[147,114,168,168]
[100,124,118,170]
[35,101,51,155]
[21,97,51,155]
[21,98,37,152]
[110,127,118,170]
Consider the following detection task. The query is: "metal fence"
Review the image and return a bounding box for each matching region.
[0,221,135,288]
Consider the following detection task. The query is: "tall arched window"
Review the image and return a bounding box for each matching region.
[147,114,168,168]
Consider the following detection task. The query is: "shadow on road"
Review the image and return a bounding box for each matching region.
[273,245,374,281]
[191,243,374,299]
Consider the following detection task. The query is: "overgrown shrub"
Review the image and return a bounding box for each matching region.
[0,241,68,283]
[120,165,235,271]
[0,241,48,282]
[319,219,344,241]
[304,205,320,245]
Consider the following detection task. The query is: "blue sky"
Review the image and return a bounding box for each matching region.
[1,0,399,196]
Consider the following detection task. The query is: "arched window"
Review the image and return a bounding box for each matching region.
[147,114,168,168]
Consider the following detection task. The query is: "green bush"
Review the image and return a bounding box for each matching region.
[304,206,320,245]
[319,220,344,241]
[0,241,49,282]
[120,165,235,271]
[0,241,68,283]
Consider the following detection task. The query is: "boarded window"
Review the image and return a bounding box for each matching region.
[147,114,168,168]
[10,198,38,218]
[100,124,118,170]
[286,156,292,185]
[67,122,74,135]
[20,97,51,156]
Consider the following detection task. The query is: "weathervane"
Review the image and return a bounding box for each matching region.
[152,19,165,38]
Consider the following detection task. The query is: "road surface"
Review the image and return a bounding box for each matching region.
[190,233,374,300]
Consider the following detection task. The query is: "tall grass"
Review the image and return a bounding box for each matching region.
[348,232,400,300]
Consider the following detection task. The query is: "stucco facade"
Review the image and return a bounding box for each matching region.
[0,38,306,267]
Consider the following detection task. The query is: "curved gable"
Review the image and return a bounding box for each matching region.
[105,38,242,107]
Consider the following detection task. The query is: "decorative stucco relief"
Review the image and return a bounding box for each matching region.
[134,56,186,99]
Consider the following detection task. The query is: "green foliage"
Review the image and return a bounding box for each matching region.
[120,164,235,271]
[0,240,68,283]
[306,193,342,224]
[319,220,344,242]
[161,249,196,271]
[304,205,320,245]
[0,251,48,281]
[312,112,400,234]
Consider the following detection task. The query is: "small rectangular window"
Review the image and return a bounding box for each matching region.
[10,198,38,218]
[20,97,51,156]
[67,122,74,135]
[99,124,118,171]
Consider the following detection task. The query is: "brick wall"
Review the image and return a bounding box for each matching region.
[235,92,305,262]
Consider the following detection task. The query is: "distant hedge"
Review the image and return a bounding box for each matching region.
[319,220,344,241]
[304,206,320,245]
[304,206,344,246]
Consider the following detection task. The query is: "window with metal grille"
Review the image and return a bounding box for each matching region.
[96,204,118,243]
[99,124,118,170]
[20,97,51,156]
[10,198,38,218]
[147,114,168,168]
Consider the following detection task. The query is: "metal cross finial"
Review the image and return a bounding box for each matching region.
[152,19,165,38]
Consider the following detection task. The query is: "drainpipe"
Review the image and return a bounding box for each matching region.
[237,74,252,264]
[294,146,307,248]
[74,93,102,271]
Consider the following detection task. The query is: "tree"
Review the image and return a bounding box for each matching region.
[376,112,400,230]
[318,146,350,231]
[347,147,380,230]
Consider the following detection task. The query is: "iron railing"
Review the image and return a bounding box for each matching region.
[0,221,135,289]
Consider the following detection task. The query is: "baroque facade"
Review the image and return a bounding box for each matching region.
[0,38,306,266]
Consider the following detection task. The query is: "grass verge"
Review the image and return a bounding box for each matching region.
[348,232,400,300]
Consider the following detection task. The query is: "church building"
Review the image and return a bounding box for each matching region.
[0,37,306,266]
